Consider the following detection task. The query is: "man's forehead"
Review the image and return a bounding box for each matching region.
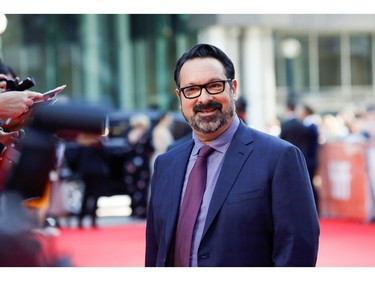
[179,58,226,84]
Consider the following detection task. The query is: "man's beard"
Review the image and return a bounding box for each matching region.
[182,99,235,134]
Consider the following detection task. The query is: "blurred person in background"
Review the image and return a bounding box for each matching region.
[149,112,175,203]
[124,113,154,219]
[279,101,308,151]
[352,105,375,141]
[279,102,320,214]
[146,43,319,267]
[235,95,248,124]
[76,133,110,228]
[150,112,174,167]
[319,106,374,143]
[319,113,349,143]
[297,104,320,214]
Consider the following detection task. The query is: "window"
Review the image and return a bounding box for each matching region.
[318,35,341,87]
[350,35,372,85]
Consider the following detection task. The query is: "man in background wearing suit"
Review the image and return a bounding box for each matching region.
[280,102,320,214]
[145,44,320,267]
[279,101,308,151]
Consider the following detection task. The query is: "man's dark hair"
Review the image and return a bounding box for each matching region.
[303,104,314,115]
[174,43,235,87]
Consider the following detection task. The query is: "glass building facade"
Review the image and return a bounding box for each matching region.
[1,14,197,112]
[274,31,374,114]
[1,14,374,129]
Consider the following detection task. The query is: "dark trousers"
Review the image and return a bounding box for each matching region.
[78,175,107,227]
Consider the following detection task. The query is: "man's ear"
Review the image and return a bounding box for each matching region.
[231,79,238,101]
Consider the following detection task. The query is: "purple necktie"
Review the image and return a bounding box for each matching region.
[173,145,214,267]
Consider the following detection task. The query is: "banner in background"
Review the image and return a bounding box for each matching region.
[318,142,374,223]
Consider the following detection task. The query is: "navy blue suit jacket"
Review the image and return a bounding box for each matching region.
[145,121,320,267]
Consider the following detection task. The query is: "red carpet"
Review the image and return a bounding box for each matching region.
[55,218,375,267]
[317,218,375,266]
[56,222,146,267]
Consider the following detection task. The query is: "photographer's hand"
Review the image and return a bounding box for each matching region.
[0,90,43,119]
[0,74,9,92]
[0,128,21,148]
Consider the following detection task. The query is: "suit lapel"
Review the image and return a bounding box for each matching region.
[202,123,254,239]
[164,140,194,249]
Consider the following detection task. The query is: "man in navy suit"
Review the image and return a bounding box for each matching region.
[145,44,320,267]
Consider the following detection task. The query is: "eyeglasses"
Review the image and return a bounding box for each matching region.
[178,79,232,99]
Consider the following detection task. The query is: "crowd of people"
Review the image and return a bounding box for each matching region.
[273,100,374,216]
[318,105,375,144]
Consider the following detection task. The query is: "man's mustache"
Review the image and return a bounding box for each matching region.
[193,101,222,113]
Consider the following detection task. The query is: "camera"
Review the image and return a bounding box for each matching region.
[1,77,36,91]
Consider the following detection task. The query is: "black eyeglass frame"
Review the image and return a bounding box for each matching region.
[178,79,233,99]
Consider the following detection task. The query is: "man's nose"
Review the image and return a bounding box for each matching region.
[198,87,213,103]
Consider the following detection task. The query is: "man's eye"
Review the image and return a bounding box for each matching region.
[208,82,222,89]
[185,87,199,95]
